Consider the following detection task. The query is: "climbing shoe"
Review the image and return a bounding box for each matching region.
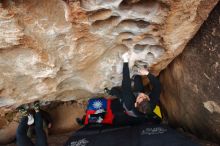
[17,105,29,117]
[104,88,111,95]
[33,101,40,112]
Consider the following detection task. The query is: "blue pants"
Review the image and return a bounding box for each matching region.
[16,112,48,146]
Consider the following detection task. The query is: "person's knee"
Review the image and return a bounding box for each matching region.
[111,87,119,91]
[110,87,121,96]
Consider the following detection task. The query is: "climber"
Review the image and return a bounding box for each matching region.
[107,52,162,125]
[16,101,50,146]
[76,52,162,126]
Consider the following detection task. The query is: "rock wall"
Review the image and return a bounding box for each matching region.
[0,0,218,109]
[160,1,220,143]
[0,0,219,145]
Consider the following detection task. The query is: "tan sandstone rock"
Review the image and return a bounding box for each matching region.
[0,0,218,108]
[0,0,219,144]
[160,2,220,143]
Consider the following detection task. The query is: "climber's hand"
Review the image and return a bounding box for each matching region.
[135,93,150,107]
[138,68,149,75]
[121,52,130,62]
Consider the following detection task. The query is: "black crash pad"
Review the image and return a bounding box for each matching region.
[64,124,200,146]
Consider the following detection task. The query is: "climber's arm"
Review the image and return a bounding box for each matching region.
[138,68,161,111]
[147,73,161,110]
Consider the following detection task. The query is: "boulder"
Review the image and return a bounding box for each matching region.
[0,0,218,107]
[160,2,220,143]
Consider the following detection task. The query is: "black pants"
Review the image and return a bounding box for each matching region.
[110,63,144,110]
[109,63,147,126]
[16,112,48,146]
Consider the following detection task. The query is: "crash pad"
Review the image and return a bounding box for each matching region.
[64,124,200,146]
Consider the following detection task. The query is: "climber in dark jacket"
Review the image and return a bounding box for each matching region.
[76,52,161,126]
[107,52,162,125]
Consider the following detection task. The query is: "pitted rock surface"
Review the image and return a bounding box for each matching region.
[0,0,220,145]
[0,0,218,107]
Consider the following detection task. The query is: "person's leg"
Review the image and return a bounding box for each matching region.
[133,75,145,93]
[16,116,34,146]
[109,87,122,98]
[35,111,48,146]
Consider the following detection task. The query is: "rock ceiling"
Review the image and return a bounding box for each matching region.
[0,0,218,107]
